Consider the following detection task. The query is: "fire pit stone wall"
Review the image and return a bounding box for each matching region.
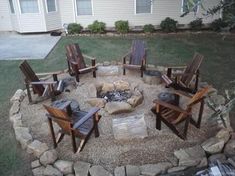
[86,80,143,114]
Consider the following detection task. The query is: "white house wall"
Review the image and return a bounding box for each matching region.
[58,0,75,25]
[0,0,13,31]
[17,0,46,33]
[69,0,220,28]
[43,0,62,31]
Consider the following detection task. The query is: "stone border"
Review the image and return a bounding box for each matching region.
[9,64,235,176]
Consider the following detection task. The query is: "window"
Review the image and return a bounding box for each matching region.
[182,0,201,13]
[76,0,92,16]
[136,0,152,14]
[46,0,56,12]
[19,0,39,14]
[9,0,15,13]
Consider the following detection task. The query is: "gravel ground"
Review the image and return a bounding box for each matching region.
[20,68,219,172]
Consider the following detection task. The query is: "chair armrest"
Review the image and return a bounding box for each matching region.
[73,107,100,129]
[83,54,95,60]
[166,65,187,69]
[29,81,57,85]
[153,99,189,114]
[36,70,65,76]
[122,51,131,61]
[173,90,193,98]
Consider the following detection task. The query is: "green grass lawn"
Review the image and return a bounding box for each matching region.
[0,33,235,175]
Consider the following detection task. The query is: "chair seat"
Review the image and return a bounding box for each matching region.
[160,107,182,124]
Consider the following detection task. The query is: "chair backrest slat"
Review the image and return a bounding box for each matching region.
[19,60,45,96]
[44,105,72,133]
[66,44,86,69]
[181,53,204,86]
[130,40,146,65]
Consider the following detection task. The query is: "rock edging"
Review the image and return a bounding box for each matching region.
[9,78,235,176]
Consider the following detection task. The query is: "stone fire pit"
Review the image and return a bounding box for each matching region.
[86,80,144,114]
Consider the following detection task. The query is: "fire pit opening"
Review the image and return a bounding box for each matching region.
[98,90,132,102]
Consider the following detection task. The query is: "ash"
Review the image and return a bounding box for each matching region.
[99,90,132,102]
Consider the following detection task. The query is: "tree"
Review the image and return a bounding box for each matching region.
[181,0,235,29]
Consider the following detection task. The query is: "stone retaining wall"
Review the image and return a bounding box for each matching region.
[9,64,235,176]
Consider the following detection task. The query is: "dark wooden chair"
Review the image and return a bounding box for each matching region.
[19,60,64,103]
[152,87,210,140]
[66,43,96,82]
[123,40,147,77]
[162,53,204,94]
[43,101,100,153]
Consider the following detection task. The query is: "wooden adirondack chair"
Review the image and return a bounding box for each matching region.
[66,43,96,82]
[162,53,204,94]
[152,87,210,140]
[123,40,147,77]
[19,60,64,103]
[43,101,100,153]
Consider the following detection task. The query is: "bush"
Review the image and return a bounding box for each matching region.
[88,20,106,33]
[67,23,83,34]
[115,20,129,33]
[143,24,155,33]
[211,18,228,32]
[189,18,203,31]
[160,17,177,32]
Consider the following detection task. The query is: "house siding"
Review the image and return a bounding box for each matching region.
[1,0,220,33]
[58,0,75,25]
[0,0,13,31]
[72,0,220,28]
[43,0,62,31]
[17,0,46,33]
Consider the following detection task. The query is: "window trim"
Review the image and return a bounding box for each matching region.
[134,0,153,15]
[18,0,40,14]
[181,0,200,14]
[75,0,94,16]
[45,0,57,13]
[9,0,15,14]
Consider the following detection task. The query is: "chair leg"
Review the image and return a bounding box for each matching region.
[48,118,57,148]
[196,99,204,128]
[141,68,143,77]
[156,113,161,130]
[77,139,85,153]
[92,60,96,78]
[71,130,77,153]
[25,82,32,104]
[182,116,190,140]
[56,132,65,144]
[94,114,100,137]
[123,67,126,75]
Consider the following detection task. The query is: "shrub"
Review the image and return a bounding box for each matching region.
[88,20,106,33]
[211,18,228,32]
[67,23,83,34]
[160,17,177,32]
[143,24,155,33]
[189,18,203,31]
[115,20,129,33]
